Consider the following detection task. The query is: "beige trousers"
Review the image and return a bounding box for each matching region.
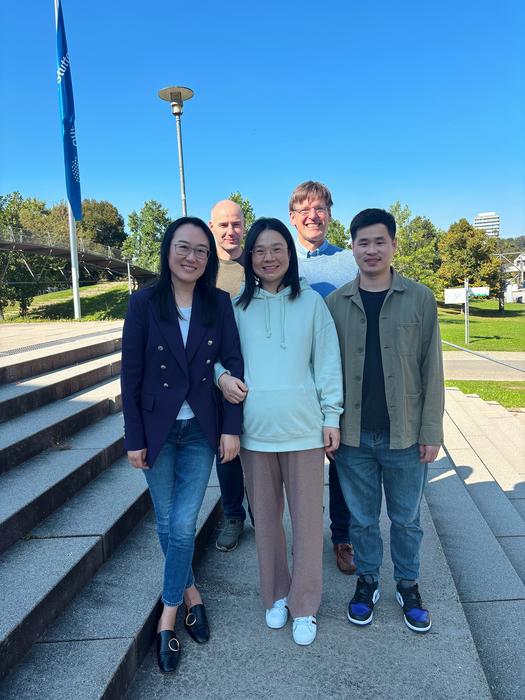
[240,447,325,618]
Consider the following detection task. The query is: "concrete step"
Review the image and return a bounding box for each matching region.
[0,458,150,681]
[444,396,522,487]
[125,478,492,700]
[447,445,525,582]
[0,377,121,474]
[0,352,121,423]
[0,484,222,699]
[0,413,124,554]
[446,389,525,458]
[425,456,525,700]
[0,332,121,385]
[513,410,525,427]
[444,391,525,540]
[475,419,524,476]
[444,408,524,497]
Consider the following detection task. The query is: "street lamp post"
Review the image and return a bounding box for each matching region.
[158,86,194,216]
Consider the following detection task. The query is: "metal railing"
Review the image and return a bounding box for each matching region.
[0,227,127,262]
[442,340,525,374]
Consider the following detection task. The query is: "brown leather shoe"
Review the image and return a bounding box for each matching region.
[333,543,356,575]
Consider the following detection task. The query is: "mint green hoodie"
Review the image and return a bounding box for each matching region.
[232,279,343,452]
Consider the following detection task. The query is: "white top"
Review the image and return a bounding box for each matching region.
[176,306,195,420]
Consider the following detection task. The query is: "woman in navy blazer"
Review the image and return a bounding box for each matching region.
[121,216,243,674]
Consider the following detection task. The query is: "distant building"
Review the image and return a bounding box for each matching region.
[473,211,500,237]
[503,253,525,286]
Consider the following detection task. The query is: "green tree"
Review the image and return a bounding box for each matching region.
[18,198,49,238]
[0,192,25,234]
[398,217,443,295]
[45,202,70,245]
[0,192,67,243]
[229,192,255,231]
[0,193,126,318]
[77,199,126,249]
[389,201,412,239]
[388,203,443,296]
[498,235,525,254]
[122,200,170,272]
[0,250,65,317]
[438,219,500,290]
[0,195,35,317]
[326,218,350,248]
[0,194,65,318]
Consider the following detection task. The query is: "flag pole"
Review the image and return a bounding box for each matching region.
[67,202,81,319]
[55,0,82,319]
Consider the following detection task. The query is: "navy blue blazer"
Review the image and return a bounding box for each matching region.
[121,286,243,467]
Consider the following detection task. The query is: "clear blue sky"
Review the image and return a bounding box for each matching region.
[1,1,524,237]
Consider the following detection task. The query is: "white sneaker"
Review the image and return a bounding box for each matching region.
[292,615,317,645]
[265,597,288,629]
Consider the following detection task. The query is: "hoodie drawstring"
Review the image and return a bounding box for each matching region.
[261,293,287,348]
[280,296,286,349]
[264,296,272,338]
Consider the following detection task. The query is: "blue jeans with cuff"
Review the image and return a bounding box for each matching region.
[144,417,214,607]
[335,430,428,582]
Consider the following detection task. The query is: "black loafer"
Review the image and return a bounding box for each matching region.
[184,604,210,644]
[156,630,181,673]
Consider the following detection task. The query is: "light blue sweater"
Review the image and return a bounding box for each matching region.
[295,239,358,298]
[231,279,343,452]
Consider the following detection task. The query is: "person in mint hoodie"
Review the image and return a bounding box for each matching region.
[218,217,343,646]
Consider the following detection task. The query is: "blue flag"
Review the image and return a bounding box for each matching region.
[55,0,82,220]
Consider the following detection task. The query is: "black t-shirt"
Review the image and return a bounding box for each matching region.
[359,288,390,431]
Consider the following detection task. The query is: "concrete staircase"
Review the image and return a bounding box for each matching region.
[1,329,523,699]
[425,387,525,700]
[0,330,223,699]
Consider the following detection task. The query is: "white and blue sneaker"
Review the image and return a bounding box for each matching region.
[265,597,288,629]
[292,616,317,645]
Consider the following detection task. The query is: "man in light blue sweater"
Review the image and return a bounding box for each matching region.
[289,181,358,575]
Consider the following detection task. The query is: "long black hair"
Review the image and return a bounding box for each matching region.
[153,216,219,325]
[236,217,301,310]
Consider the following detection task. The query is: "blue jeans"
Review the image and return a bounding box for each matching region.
[335,431,428,582]
[328,456,351,544]
[216,455,247,521]
[144,418,214,606]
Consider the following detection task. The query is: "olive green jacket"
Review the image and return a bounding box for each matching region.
[325,270,444,449]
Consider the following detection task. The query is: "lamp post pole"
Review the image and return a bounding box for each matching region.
[158,86,194,216]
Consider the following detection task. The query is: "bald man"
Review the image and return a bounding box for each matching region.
[209,199,248,551]
[209,199,246,296]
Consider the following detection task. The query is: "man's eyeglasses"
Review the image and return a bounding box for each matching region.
[293,206,328,217]
[172,243,210,261]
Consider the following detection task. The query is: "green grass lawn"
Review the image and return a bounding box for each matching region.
[1,282,130,322]
[439,300,525,352]
[445,380,525,409]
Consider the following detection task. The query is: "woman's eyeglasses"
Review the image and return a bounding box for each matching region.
[172,243,210,260]
[250,245,288,259]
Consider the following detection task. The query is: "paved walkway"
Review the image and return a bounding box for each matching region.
[443,351,525,381]
[127,470,490,700]
[0,321,123,355]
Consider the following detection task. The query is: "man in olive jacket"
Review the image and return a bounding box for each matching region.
[325,208,444,634]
